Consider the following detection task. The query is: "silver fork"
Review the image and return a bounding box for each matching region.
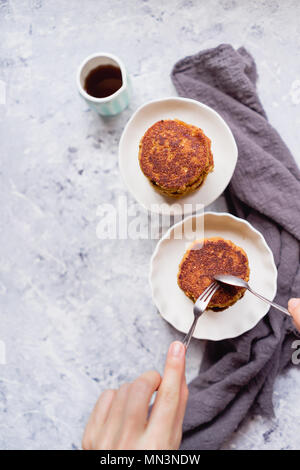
[183,281,219,349]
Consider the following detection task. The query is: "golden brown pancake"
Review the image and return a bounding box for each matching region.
[177,237,250,310]
[138,119,214,197]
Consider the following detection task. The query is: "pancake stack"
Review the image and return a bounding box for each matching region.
[177,237,250,310]
[138,119,214,197]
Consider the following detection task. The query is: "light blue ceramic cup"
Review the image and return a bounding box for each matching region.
[77,52,130,116]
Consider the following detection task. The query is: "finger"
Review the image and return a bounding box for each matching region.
[116,370,162,448]
[100,383,131,449]
[148,341,186,431]
[175,377,189,429]
[288,298,300,331]
[173,378,189,446]
[123,370,161,431]
[82,389,116,450]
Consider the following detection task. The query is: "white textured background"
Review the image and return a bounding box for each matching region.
[0,0,300,450]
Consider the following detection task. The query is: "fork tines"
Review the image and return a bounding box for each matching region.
[199,281,218,302]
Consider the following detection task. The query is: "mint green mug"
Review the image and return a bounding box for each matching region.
[77,52,130,116]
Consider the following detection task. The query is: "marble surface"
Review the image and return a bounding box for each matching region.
[0,0,300,450]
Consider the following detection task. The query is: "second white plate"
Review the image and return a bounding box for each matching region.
[119,97,238,215]
[150,212,277,341]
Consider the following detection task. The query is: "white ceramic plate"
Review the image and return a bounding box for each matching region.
[150,212,277,341]
[119,97,238,215]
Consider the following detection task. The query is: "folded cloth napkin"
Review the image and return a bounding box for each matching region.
[171,44,300,450]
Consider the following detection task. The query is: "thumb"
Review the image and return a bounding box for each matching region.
[288,298,300,331]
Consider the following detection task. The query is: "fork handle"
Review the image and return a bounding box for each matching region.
[248,288,290,316]
[182,316,199,350]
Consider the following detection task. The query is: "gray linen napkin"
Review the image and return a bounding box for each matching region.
[171,44,300,450]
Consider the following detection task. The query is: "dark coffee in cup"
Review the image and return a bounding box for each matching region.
[84,64,122,99]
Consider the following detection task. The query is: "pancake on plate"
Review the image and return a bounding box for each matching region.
[177,237,250,310]
[138,119,214,197]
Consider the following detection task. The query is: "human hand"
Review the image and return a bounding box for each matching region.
[82,341,188,450]
[288,298,300,331]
